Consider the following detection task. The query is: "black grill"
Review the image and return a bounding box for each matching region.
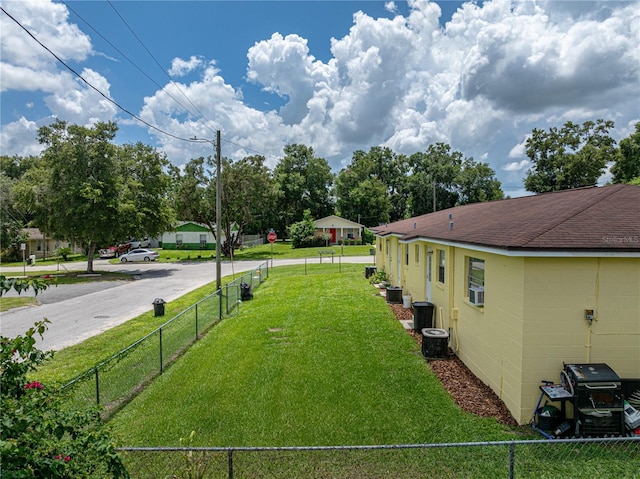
[562,363,625,436]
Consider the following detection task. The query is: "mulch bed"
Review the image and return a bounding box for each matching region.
[387,301,518,427]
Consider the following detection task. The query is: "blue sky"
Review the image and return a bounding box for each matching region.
[1,0,639,197]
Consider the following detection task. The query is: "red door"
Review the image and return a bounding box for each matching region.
[330,228,337,244]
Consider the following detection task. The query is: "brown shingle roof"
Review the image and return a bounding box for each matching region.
[371,184,640,252]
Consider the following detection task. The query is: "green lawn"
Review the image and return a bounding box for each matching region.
[109,266,515,448]
[1,241,373,267]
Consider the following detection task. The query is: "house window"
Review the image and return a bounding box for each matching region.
[176,234,183,247]
[405,245,409,265]
[467,257,485,306]
[36,241,42,252]
[415,244,420,263]
[386,239,391,261]
[438,249,445,283]
[200,234,207,248]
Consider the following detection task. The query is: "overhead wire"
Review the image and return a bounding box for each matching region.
[2,4,284,161]
[104,0,220,139]
[103,1,283,161]
[0,5,198,144]
[63,1,215,137]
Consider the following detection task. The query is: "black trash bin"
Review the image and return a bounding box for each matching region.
[386,286,403,304]
[365,266,377,278]
[240,282,253,301]
[152,298,166,317]
[413,301,434,332]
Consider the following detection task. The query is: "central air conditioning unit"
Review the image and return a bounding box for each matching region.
[468,286,485,306]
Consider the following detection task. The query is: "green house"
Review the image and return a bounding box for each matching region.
[161,221,217,250]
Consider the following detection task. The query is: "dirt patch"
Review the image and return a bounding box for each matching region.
[387,301,518,427]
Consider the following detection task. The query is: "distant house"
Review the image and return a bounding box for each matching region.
[161,221,218,250]
[20,228,83,260]
[371,184,640,425]
[314,215,364,244]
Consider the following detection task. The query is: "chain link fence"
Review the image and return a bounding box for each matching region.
[117,436,640,478]
[61,262,269,416]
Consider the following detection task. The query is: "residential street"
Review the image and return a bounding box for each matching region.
[0,256,373,351]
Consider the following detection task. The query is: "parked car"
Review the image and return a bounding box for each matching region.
[119,248,159,262]
[116,242,132,255]
[129,238,151,248]
[98,247,117,259]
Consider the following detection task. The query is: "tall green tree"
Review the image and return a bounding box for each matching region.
[407,143,461,216]
[456,158,504,205]
[337,146,407,224]
[171,154,276,256]
[611,122,640,184]
[524,119,616,193]
[220,155,276,255]
[335,170,391,226]
[273,144,334,235]
[0,173,29,261]
[17,120,173,273]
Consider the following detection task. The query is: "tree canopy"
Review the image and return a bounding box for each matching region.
[15,120,174,272]
[611,122,640,184]
[171,153,277,256]
[273,144,334,235]
[524,119,616,193]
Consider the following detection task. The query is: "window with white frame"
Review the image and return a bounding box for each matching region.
[467,257,485,305]
[415,244,420,263]
[176,234,183,247]
[438,249,445,283]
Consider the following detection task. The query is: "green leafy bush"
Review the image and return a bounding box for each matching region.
[57,247,72,261]
[0,281,128,479]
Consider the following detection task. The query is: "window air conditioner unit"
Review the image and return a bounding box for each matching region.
[469,286,485,306]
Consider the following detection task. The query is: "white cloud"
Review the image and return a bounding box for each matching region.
[0,117,44,157]
[0,0,91,71]
[43,69,118,126]
[168,56,204,77]
[1,0,639,193]
[502,160,529,173]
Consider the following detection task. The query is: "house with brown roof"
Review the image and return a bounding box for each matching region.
[371,184,640,425]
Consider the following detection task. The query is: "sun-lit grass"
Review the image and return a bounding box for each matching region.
[0,296,38,312]
[109,266,515,448]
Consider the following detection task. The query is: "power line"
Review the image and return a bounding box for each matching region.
[105,0,220,139]
[2,4,284,162]
[63,1,216,137]
[1,5,197,144]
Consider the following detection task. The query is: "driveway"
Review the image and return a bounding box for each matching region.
[0,256,373,351]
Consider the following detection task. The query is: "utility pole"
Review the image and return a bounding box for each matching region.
[191,131,222,293]
[433,181,437,213]
[215,130,221,293]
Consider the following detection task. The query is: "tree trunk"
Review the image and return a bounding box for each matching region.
[86,243,96,273]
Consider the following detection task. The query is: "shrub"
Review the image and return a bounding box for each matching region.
[0,278,129,479]
[369,270,388,285]
[57,247,72,261]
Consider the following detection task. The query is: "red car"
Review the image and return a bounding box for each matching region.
[98,242,131,259]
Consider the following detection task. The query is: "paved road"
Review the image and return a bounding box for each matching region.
[1,256,373,351]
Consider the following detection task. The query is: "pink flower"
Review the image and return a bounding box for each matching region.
[54,455,71,462]
[24,381,43,390]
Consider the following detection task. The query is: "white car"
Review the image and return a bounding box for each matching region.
[119,248,159,262]
[129,238,151,248]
